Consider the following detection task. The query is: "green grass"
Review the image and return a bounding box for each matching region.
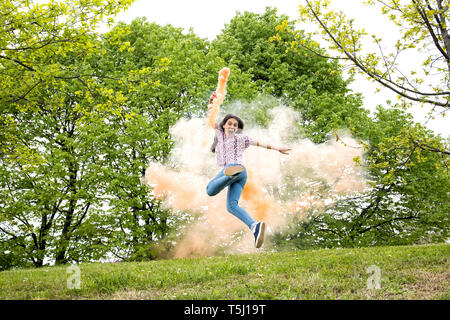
[0,243,448,300]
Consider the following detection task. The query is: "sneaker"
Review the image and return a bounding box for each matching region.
[224,165,244,177]
[252,221,266,248]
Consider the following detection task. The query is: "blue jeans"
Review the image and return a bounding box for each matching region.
[206,164,256,229]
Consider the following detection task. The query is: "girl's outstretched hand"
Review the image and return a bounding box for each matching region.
[278,147,292,155]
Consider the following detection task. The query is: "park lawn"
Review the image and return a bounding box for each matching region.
[0,243,448,300]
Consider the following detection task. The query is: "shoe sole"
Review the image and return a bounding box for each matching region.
[224,165,244,176]
[255,222,265,248]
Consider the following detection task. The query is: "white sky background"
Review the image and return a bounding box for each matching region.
[110,0,448,137]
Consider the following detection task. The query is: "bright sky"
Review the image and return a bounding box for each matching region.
[107,0,448,137]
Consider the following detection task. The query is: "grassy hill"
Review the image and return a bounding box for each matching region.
[0,243,448,300]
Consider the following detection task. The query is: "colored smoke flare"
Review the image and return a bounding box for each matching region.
[207,67,230,128]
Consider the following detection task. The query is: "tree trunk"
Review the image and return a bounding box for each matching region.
[55,159,78,265]
[436,0,450,80]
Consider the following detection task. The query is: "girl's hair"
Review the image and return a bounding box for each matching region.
[210,114,244,153]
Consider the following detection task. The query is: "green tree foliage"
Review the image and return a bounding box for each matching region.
[211,7,370,142]
[1,3,448,270]
[264,2,449,249]
[273,106,449,249]
[0,0,135,157]
[0,0,137,269]
[0,11,256,268]
[279,0,449,145]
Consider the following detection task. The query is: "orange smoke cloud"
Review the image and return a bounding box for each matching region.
[143,105,367,259]
[242,169,281,224]
[143,69,367,259]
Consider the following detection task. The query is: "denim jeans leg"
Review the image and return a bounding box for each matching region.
[226,169,256,229]
[206,164,242,196]
[206,168,230,196]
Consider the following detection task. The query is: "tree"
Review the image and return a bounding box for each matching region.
[273,106,449,249]
[0,0,140,269]
[277,0,449,135]
[211,7,370,142]
[0,41,150,267]
[267,1,449,249]
[1,0,135,163]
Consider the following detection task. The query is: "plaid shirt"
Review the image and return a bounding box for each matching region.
[214,127,255,167]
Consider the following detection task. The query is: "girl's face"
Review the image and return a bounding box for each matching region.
[223,118,239,136]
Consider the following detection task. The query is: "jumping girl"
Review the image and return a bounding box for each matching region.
[206,91,291,248]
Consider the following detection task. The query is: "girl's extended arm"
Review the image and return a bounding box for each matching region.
[253,140,292,155]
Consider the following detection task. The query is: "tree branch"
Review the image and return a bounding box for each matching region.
[304,0,450,108]
[412,0,449,60]
[0,54,35,71]
[360,215,419,234]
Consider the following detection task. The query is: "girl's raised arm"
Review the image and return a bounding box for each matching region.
[207,92,219,130]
